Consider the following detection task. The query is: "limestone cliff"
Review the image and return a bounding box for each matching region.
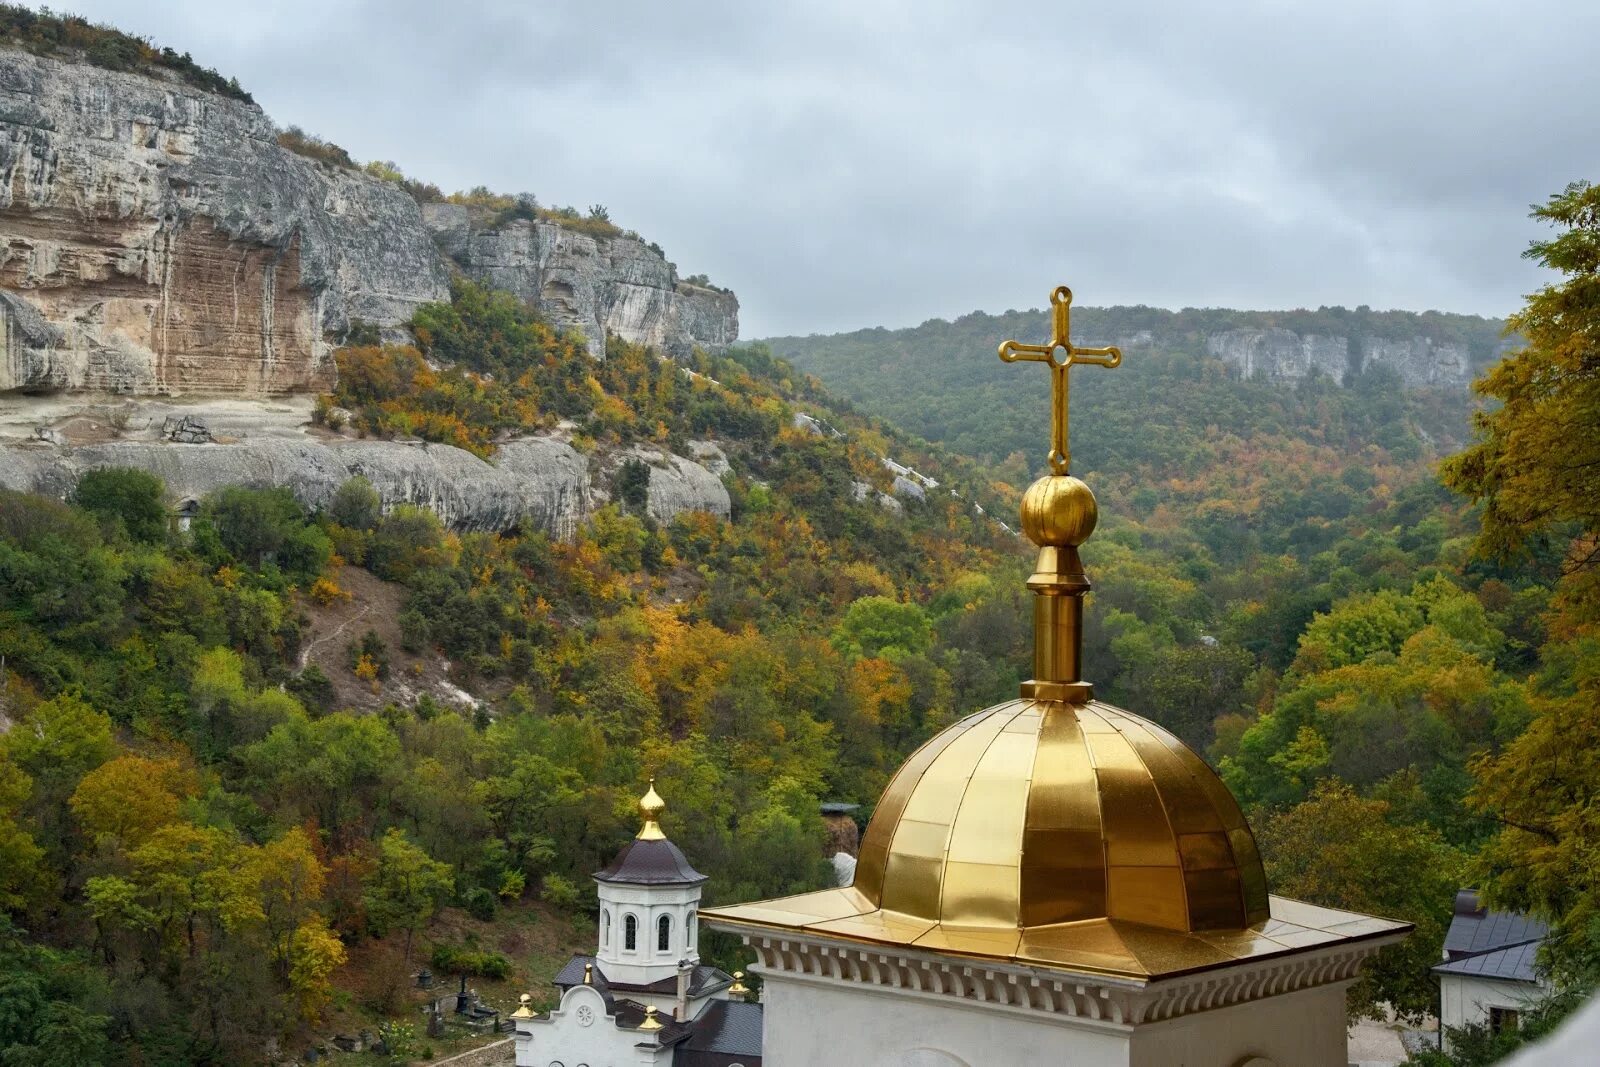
[422,203,738,359]
[0,430,731,536]
[0,47,740,399]
[0,49,451,395]
[1201,329,1477,389]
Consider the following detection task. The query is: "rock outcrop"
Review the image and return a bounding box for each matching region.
[0,47,740,399]
[421,203,738,359]
[1204,328,1472,389]
[0,49,451,396]
[0,434,730,535]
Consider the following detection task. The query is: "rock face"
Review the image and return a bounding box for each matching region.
[0,434,730,535]
[1205,328,1472,389]
[421,203,738,359]
[0,49,451,396]
[0,48,739,399]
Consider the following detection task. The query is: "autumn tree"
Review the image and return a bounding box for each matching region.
[362,828,453,965]
[1256,782,1462,1020]
[1442,180,1600,621]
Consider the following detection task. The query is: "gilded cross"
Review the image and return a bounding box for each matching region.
[998,285,1122,475]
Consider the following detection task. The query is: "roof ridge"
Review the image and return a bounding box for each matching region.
[1449,935,1545,963]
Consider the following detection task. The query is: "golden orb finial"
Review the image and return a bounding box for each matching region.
[582,962,593,985]
[1020,474,1098,548]
[639,1004,664,1032]
[637,777,667,840]
[727,970,750,999]
[511,992,535,1019]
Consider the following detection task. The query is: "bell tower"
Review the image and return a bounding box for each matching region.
[593,780,708,987]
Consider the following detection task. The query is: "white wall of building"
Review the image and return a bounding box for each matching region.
[515,983,669,1067]
[1441,974,1544,1052]
[594,881,701,986]
[758,970,1351,1067]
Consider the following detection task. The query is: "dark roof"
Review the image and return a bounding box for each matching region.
[674,1000,764,1067]
[1433,889,1549,984]
[595,836,707,886]
[819,802,860,815]
[554,956,733,999]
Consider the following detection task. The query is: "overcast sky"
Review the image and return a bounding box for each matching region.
[63,0,1599,337]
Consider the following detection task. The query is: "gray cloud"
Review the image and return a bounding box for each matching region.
[62,0,1598,335]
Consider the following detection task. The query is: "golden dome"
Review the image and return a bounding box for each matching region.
[853,697,1268,934]
[637,778,667,840]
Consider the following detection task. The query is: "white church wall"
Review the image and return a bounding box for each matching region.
[514,983,670,1067]
[1129,982,1350,1067]
[758,971,1131,1067]
[595,881,702,986]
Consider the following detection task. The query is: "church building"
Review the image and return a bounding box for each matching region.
[511,782,763,1067]
[702,286,1413,1067]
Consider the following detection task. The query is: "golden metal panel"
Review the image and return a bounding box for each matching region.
[1107,865,1188,930]
[912,923,1022,959]
[1112,713,1226,836]
[811,910,937,946]
[1020,861,1107,926]
[892,818,955,861]
[1025,706,1100,831]
[880,852,944,919]
[1114,921,1239,975]
[1084,726,1180,868]
[941,860,1021,926]
[946,731,1035,866]
[1022,919,1144,975]
[1183,867,1246,930]
[1177,832,1236,872]
[1229,826,1271,917]
[854,706,986,897]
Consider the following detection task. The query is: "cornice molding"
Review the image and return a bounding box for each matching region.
[734,927,1405,1028]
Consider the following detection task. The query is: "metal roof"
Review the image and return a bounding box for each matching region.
[673,1000,764,1066]
[594,836,708,886]
[1433,889,1549,984]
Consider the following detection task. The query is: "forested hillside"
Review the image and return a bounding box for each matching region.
[0,124,1594,1067]
[767,304,1500,466]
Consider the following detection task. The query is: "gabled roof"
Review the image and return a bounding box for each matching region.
[595,836,708,886]
[1433,889,1548,985]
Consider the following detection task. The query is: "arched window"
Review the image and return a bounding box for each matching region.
[601,909,611,948]
[687,909,697,950]
[657,914,672,952]
[624,913,638,951]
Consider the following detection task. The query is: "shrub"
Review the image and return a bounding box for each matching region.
[429,944,509,980]
[540,874,580,911]
[464,886,496,922]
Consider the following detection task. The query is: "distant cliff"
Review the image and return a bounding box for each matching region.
[0,47,736,397]
[423,204,738,360]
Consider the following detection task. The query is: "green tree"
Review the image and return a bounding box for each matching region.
[363,828,453,964]
[328,475,382,532]
[831,596,932,659]
[70,467,167,543]
[1442,180,1600,620]
[1257,782,1462,1021]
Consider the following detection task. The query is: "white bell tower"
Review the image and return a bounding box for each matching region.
[593,779,707,987]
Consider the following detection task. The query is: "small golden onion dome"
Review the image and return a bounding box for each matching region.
[1020,475,1097,547]
[638,1004,664,1032]
[852,697,1270,934]
[638,778,667,841]
[511,992,535,1019]
[727,971,749,997]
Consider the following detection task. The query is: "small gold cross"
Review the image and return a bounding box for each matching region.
[998,285,1122,475]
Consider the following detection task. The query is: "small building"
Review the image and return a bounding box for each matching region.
[1434,889,1550,1050]
[512,781,763,1067]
